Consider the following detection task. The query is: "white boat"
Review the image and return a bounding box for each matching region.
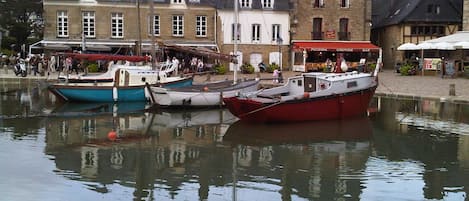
[58,61,176,83]
[148,79,259,107]
[146,0,260,107]
[49,68,193,102]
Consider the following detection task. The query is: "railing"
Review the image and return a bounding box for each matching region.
[338,32,351,41]
[311,32,324,40]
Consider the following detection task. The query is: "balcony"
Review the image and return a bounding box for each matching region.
[338,32,351,41]
[311,32,324,40]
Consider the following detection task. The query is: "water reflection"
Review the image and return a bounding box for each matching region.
[223,118,372,201]
[44,106,236,200]
[4,78,469,200]
[371,96,469,200]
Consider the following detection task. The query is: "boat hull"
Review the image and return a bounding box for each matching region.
[223,86,376,123]
[151,79,260,107]
[49,77,193,102]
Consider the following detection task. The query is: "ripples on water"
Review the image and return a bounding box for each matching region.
[1,80,469,200]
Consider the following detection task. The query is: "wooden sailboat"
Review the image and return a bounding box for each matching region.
[48,54,193,102]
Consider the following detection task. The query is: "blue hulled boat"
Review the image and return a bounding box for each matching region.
[49,68,193,102]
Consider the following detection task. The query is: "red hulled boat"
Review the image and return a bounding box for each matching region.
[223,63,381,123]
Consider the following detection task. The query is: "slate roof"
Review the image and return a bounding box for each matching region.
[372,0,462,29]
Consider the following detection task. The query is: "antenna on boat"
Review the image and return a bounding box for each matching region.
[233,0,239,85]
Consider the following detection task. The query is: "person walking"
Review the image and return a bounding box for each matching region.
[65,56,72,74]
[48,55,56,73]
[197,59,204,72]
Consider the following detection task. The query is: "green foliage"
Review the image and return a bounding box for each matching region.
[241,63,254,74]
[0,0,43,47]
[1,48,15,56]
[267,63,279,73]
[1,36,16,50]
[213,64,227,75]
[399,63,416,76]
[368,63,377,72]
[87,63,99,73]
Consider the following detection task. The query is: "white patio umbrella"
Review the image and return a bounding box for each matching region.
[454,41,469,49]
[397,42,419,50]
[417,42,436,50]
[434,42,456,50]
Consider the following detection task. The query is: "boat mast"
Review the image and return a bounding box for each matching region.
[136,0,142,56]
[233,0,239,84]
[150,0,156,70]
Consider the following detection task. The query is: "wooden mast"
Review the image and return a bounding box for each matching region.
[233,0,239,84]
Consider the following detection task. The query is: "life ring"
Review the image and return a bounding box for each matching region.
[320,83,326,89]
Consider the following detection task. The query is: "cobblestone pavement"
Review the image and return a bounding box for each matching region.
[1,66,468,103]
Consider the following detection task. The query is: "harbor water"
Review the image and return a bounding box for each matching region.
[1,78,469,201]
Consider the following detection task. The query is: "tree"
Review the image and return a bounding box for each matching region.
[0,0,43,51]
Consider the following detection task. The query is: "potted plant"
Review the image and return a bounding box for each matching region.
[213,64,227,75]
[241,63,254,74]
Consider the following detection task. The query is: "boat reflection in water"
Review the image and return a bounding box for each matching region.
[44,106,237,200]
[223,117,372,145]
[222,117,373,201]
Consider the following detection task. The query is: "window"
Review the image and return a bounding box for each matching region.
[231,23,241,41]
[339,18,349,40]
[252,24,260,42]
[172,0,183,4]
[82,11,95,38]
[312,18,322,39]
[240,0,251,8]
[272,24,280,41]
[111,13,124,38]
[340,0,349,8]
[150,15,160,36]
[262,0,273,8]
[313,0,324,8]
[57,11,68,37]
[196,16,207,37]
[427,4,440,14]
[172,15,184,36]
[347,81,357,88]
[410,25,445,36]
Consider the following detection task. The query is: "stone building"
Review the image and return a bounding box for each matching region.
[463,0,469,30]
[216,0,290,72]
[371,0,462,69]
[289,0,378,72]
[39,0,218,59]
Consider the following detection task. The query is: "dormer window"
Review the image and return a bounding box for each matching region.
[427,4,440,14]
[240,0,251,8]
[262,0,273,8]
[172,0,184,4]
[340,0,349,8]
[313,0,324,8]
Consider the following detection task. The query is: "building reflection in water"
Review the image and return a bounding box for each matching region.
[40,96,469,200]
[44,101,375,200]
[372,96,469,200]
[224,118,372,201]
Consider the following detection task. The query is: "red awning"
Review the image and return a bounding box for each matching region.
[61,53,150,62]
[292,41,381,52]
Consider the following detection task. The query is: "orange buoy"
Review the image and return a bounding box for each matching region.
[203,86,209,91]
[303,92,310,99]
[108,130,117,141]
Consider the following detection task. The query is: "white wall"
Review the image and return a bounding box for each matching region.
[218,10,290,45]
